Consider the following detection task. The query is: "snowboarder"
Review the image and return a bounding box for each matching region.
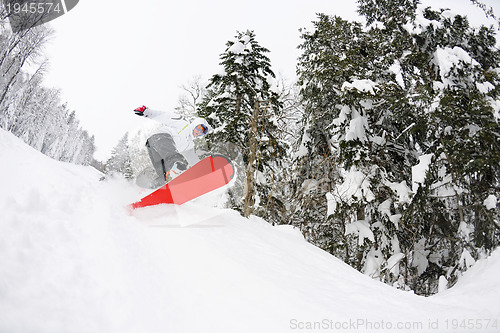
[133,105,211,185]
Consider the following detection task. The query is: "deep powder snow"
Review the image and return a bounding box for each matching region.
[0,129,498,333]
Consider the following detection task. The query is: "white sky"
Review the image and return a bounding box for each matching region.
[41,0,500,160]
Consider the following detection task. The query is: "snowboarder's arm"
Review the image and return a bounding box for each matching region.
[143,108,169,119]
[133,106,184,123]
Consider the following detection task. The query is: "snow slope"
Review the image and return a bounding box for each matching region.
[0,128,499,333]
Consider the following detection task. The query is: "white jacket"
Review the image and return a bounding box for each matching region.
[142,108,211,153]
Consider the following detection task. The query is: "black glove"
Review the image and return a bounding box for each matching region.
[134,105,147,116]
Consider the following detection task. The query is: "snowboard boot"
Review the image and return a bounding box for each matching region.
[165,161,188,182]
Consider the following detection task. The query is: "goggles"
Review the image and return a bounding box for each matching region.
[193,124,208,137]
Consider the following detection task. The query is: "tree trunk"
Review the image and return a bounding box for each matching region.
[244,98,259,217]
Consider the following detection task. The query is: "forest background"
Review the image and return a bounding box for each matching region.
[1,0,499,295]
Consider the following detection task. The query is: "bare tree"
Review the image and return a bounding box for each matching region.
[175,75,207,120]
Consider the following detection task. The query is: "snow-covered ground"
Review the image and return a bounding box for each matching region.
[0,128,499,333]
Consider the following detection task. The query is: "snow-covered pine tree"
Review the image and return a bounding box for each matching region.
[105,133,133,179]
[200,30,287,219]
[295,13,374,266]
[400,5,500,293]
[128,130,154,177]
[296,0,500,294]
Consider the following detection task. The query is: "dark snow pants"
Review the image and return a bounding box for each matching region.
[146,133,187,180]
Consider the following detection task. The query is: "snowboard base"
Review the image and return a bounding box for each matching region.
[130,154,234,209]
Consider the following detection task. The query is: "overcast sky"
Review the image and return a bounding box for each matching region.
[41,0,500,160]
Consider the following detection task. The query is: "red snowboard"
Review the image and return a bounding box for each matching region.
[130,154,234,209]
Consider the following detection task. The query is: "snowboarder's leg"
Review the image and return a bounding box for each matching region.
[146,142,166,182]
[146,133,188,182]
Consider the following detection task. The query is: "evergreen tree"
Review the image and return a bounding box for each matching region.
[295,1,500,294]
[200,30,287,218]
[128,129,155,176]
[106,133,133,178]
